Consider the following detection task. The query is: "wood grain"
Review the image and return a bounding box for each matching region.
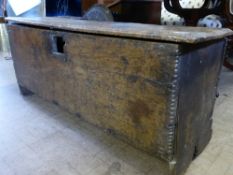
[6,17,233,44]
[7,20,228,175]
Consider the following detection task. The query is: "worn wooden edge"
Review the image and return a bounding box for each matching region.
[157,54,180,165]
[6,17,233,44]
[167,54,180,163]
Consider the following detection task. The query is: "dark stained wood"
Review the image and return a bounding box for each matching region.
[6,17,233,44]
[0,17,5,23]
[117,0,162,24]
[175,41,226,175]
[7,18,230,175]
[223,1,233,70]
[82,0,98,13]
[82,0,118,13]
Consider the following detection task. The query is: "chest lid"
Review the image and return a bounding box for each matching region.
[6,17,233,44]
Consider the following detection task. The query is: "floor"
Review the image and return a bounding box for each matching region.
[0,58,233,175]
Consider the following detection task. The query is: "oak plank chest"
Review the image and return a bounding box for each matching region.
[6,17,232,175]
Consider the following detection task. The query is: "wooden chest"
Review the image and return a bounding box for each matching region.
[6,17,232,175]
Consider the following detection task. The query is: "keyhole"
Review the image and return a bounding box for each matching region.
[51,35,67,62]
[52,36,65,54]
[56,36,65,53]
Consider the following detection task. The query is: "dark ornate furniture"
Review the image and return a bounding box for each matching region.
[164,0,224,26]
[163,0,233,70]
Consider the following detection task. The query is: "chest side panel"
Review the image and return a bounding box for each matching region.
[175,40,226,175]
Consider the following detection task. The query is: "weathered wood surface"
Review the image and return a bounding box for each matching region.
[6,17,233,44]
[175,41,225,175]
[8,25,178,161]
[7,19,228,175]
